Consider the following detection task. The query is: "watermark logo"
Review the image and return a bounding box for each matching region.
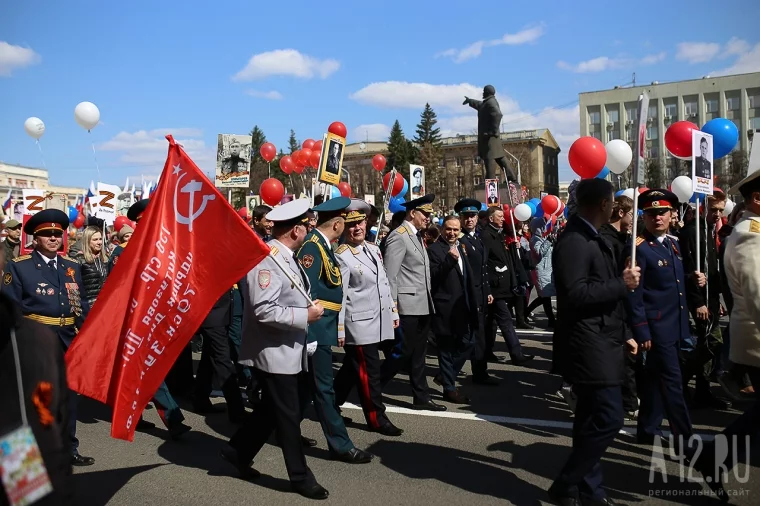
[648,434,750,485]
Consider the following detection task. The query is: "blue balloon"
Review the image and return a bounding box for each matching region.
[480,202,488,211]
[638,209,643,216]
[388,196,405,214]
[563,206,569,218]
[438,218,444,226]
[534,203,544,217]
[689,191,706,203]
[525,201,537,216]
[701,118,739,159]
[330,185,341,199]
[596,166,610,179]
[398,178,409,198]
[615,189,625,197]
[529,198,540,206]
[67,206,78,222]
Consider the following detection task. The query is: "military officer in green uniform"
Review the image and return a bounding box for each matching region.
[297,196,373,464]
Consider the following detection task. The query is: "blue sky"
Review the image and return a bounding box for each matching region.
[1,0,758,188]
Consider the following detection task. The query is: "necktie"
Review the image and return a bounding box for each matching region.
[363,245,377,267]
[48,260,56,271]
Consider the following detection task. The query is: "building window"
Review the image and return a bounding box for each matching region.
[684,99,698,118]
[727,96,741,110]
[473,176,482,186]
[365,182,373,194]
[625,106,638,123]
[607,109,619,124]
[751,117,760,130]
[456,176,463,187]
[748,90,760,109]
[455,157,463,167]
[647,146,659,159]
[608,130,621,141]
[589,111,601,124]
[705,98,719,113]
[473,156,481,165]
[664,102,677,121]
[591,131,602,141]
[648,105,658,119]
[646,126,659,140]
[438,180,445,188]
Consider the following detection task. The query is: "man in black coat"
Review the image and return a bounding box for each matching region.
[479,206,533,365]
[1,290,74,506]
[191,291,246,423]
[549,178,641,506]
[456,198,499,385]
[463,85,517,181]
[428,216,481,403]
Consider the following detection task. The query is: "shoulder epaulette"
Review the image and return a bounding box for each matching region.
[335,244,349,255]
[11,254,31,263]
[635,236,645,246]
[270,246,279,257]
[396,226,407,234]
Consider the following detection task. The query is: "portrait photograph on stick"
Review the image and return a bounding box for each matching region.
[692,130,714,195]
[410,164,425,200]
[215,133,252,188]
[317,132,345,186]
[485,179,499,206]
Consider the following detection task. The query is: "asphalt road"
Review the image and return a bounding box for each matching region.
[71,323,758,505]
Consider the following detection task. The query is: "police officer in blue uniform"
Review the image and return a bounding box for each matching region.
[627,189,706,450]
[3,209,95,466]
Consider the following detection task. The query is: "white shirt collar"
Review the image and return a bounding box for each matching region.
[404,220,418,236]
[36,250,57,268]
[316,229,332,247]
[656,235,666,243]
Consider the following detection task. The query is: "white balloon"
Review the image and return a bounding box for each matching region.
[622,188,635,200]
[74,101,101,131]
[514,203,532,222]
[605,139,633,175]
[23,117,45,140]
[671,175,694,203]
[724,199,734,215]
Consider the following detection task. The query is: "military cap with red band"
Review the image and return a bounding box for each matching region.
[23,209,69,235]
[638,189,679,212]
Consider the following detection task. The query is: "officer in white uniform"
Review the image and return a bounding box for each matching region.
[333,199,403,436]
[221,199,330,501]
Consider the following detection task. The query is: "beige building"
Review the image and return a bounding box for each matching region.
[1,162,87,214]
[579,71,760,186]
[342,129,561,212]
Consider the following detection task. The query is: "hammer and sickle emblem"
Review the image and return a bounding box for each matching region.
[173,169,215,232]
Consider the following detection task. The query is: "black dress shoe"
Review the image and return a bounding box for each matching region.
[220,446,261,481]
[374,423,404,436]
[692,394,732,411]
[329,447,374,463]
[192,400,226,414]
[292,481,329,500]
[71,454,95,466]
[412,399,447,411]
[485,353,505,363]
[547,487,580,506]
[169,422,192,440]
[511,353,535,366]
[472,375,499,386]
[301,436,318,447]
[517,322,535,330]
[443,389,470,404]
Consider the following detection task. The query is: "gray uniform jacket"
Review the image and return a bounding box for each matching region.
[238,239,312,374]
[336,242,399,345]
[382,221,434,316]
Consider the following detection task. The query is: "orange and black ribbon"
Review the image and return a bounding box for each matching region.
[32,382,54,427]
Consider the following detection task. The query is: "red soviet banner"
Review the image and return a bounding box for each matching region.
[65,135,270,441]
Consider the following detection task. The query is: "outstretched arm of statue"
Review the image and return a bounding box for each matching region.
[463,96,482,109]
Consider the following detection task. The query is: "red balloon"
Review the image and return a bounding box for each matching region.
[637,186,650,194]
[302,139,315,150]
[73,213,85,229]
[568,136,607,179]
[293,164,305,175]
[299,149,312,167]
[372,154,387,172]
[338,182,352,197]
[279,155,294,174]
[310,149,321,168]
[382,172,404,196]
[238,207,249,220]
[328,121,347,139]
[664,121,699,159]
[259,142,276,163]
[114,215,131,232]
[260,178,285,206]
[541,195,561,216]
[313,140,323,153]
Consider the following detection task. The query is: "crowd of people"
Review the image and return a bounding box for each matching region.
[1,165,760,504]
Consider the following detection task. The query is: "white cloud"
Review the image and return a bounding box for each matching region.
[350,81,519,113]
[436,24,546,63]
[724,37,750,57]
[676,42,721,63]
[99,129,214,170]
[245,89,283,100]
[232,49,339,81]
[713,41,760,76]
[557,52,665,73]
[351,124,391,142]
[0,41,41,77]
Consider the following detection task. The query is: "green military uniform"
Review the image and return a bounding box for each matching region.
[296,197,361,457]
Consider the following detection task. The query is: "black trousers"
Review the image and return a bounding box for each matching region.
[621,352,639,413]
[229,369,315,485]
[551,384,624,502]
[380,314,431,403]
[438,330,476,392]
[335,342,390,429]
[485,298,523,357]
[527,296,556,323]
[194,326,243,413]
[486,157,517,182]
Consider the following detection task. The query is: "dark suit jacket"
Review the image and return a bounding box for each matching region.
[201,291,233,328]
[427,238,479,341]
[0,292,74,506]
[480,224,517,299]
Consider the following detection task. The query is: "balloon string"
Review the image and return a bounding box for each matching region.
[90,137,101,181]
[35,140,47,170]
[268,162,271,179]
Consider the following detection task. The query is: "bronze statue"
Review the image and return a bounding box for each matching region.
[463,85,517,182]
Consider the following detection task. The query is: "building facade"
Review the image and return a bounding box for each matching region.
[579,71,760,188]
[342,129,561,213]
[1,162,86,217]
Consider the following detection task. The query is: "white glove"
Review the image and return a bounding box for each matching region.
[306,341,318,356]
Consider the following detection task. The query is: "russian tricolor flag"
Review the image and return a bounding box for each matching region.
[2,189,12,213]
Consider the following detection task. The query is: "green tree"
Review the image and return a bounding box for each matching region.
[386,120,414,180]
[288,129,299,154]
[645,158,664,188]
[725,149,749,193]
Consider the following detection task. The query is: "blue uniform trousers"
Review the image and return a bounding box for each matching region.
[437,329,476,393]
[152,382,184,428]
[551,384,624,502]
[227,314,252,384]
[637,340,692,441]
[307,344,353,454]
